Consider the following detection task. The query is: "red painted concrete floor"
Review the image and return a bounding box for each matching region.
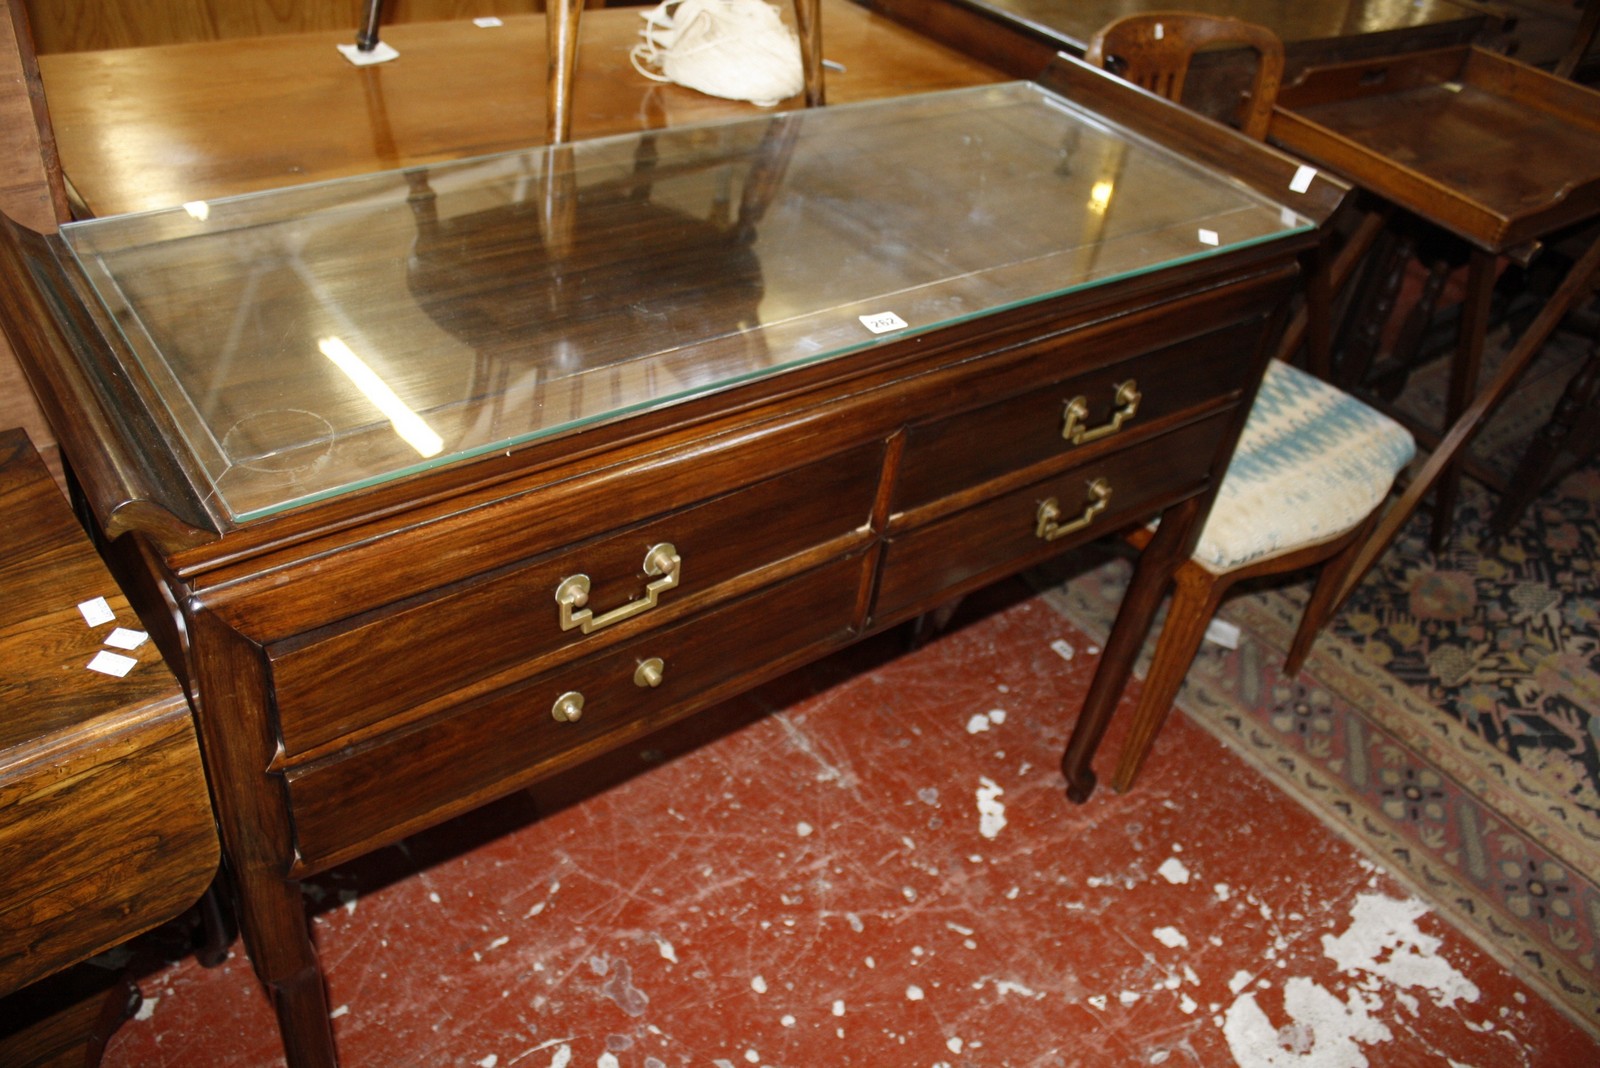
[102,578,1599,1067]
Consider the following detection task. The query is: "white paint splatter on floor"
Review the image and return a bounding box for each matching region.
[1223,892,1482,1068]
[976,778,1007,839]
[1158,855,1192,885]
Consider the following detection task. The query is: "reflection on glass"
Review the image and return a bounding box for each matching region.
[318,336,444,458]
[60,83,1309,522]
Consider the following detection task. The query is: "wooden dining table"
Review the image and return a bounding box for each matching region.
[858,0,1495,123]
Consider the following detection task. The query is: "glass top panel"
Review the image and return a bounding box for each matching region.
[62,82,1307,522]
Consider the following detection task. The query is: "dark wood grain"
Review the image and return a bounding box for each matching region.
[0,428,217,997]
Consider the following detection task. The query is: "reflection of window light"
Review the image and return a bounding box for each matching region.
[1088,180,1115,215]
[318,336,444,458]
[183,200,210,221]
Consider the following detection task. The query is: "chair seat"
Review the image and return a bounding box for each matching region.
[1194,359,1415,571]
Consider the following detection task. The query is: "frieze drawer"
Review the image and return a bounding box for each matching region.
[268,443,884,757]
[283,553,870,868]
[891,316,1265,515]
[874,411,1236,623]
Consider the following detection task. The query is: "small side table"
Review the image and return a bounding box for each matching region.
[1272,44,1600,537]
[0,428,217,1064]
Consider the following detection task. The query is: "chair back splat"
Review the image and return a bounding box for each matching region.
[1084,11,1284,140]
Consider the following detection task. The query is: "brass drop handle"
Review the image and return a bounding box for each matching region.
[556,543,681,634]
[634,657,665,688]
[1035,479,1112,542]
[551,691,585,723]
[1062,380,1141,444]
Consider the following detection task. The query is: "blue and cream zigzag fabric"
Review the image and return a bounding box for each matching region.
[1195,359,1416,571]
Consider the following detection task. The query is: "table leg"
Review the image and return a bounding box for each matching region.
[1430,246,1497,551]
[547,0,584,144]
[356,0,383,51]
[1060,495,1203,803]
[235,877,338,1068]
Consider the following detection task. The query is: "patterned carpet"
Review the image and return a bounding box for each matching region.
[1033,321,1600,1036]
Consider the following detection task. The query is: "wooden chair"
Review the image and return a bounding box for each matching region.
[1084,11,1284,140]
[1081,13,1416,793]
[356,0,824,144]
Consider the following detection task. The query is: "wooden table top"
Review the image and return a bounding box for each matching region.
[931,0,1487,53]
[37,0,1005,218]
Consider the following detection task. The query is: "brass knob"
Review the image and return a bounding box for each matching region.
[633,657,665,688]
[551,691,585,723]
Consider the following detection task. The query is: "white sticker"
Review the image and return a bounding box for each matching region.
[1290,164,1317,194]
[1205,618,1241,649]
[78,596,115,627]
[859,311,908,334]
[474,16,503,27]
[105,627,150,651]
[1154,22,1164,40]
[1198,229,1220,246]
[88,651,138,677]
[336,41,399,66]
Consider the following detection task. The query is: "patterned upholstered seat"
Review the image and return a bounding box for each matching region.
[1194,358,1416,572]
[1115,358,1414,793]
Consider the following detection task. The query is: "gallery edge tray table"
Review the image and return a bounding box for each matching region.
[0,68,1341,1067]
[1270,44,1600,569]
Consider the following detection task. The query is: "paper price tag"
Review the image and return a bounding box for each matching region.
[1198,229,1220,246]
[859,312,908,334]
[1290,165,1317,194]
[105,627,150,651]
[88,651,138,677]
[78,596,115,627]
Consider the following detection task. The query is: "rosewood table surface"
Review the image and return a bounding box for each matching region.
[36,0,1006,219]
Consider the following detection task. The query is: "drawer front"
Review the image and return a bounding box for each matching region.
[269,443,883,757]
[892,317,1264,513]
[284,553,867,868]
[874,412,1235,623]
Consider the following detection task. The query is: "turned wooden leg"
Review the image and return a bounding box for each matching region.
[1110,559,1229,793]
[1061,497,1203,803]
[1431,247,1497,551]
[793,0,824,106]
[546,0,583,144]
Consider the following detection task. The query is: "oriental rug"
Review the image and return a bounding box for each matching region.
[1034,323,1600,1037]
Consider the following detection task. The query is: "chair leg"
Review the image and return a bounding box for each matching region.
[1282,515,1379,678]
[1111,560,1231,793]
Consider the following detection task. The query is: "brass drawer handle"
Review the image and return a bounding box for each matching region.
[1035,479,1112,542]
[552,691,585,723]
[1062,380,1141,444]
[555,543,681,634]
